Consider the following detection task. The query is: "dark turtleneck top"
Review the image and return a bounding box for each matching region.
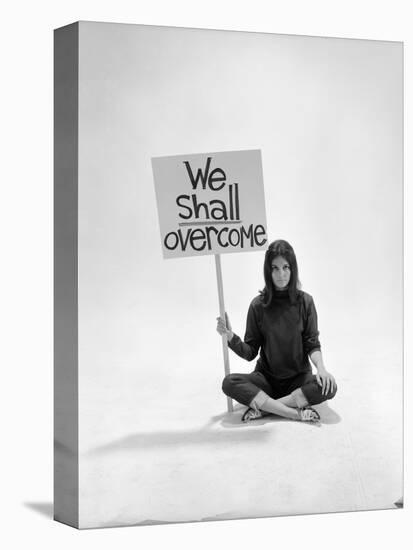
[228,289,321,381]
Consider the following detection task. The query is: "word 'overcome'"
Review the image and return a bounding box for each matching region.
[165,224,267,251]
[164,157,267,252]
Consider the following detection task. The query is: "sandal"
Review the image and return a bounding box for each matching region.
[299,406,320,423]
[242,407,264,422]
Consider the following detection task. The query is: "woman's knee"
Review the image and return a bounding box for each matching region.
[316,381,338,404]
[222,373,239,396]
[327,384,337,399]
[326,382,338,400]
[302,380,338,405]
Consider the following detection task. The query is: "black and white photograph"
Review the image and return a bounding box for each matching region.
[2,1,411,548]
[54,20,402,529]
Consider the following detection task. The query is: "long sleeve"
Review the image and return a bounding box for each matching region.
[228,300,263,361]
[302,295,321,356]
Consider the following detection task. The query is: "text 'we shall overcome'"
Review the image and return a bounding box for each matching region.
[164,156,267,253]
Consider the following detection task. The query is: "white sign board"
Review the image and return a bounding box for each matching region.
[152,149,267,259]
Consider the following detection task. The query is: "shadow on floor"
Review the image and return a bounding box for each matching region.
[314,402,342,424]
[87,416,271,456]
[86,402,341,456]
[23,501,53,518]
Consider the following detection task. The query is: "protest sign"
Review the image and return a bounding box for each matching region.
[152,150,267,259]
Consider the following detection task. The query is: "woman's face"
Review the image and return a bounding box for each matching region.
[271,255,291,290]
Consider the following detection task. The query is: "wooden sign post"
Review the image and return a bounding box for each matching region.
[214,253,233,412]
[152,149,267,413]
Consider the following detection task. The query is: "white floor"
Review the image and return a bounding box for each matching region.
[78,346,403,529]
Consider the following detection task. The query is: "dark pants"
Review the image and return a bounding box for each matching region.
[222,370,337,408]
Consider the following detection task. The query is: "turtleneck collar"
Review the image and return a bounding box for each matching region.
[273,288,290,299]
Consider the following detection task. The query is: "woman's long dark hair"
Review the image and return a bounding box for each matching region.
[260,240,302,307]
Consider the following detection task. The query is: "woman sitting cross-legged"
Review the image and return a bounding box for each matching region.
[217,239,337,423]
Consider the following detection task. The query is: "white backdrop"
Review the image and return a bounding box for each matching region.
[1,0,411,548]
